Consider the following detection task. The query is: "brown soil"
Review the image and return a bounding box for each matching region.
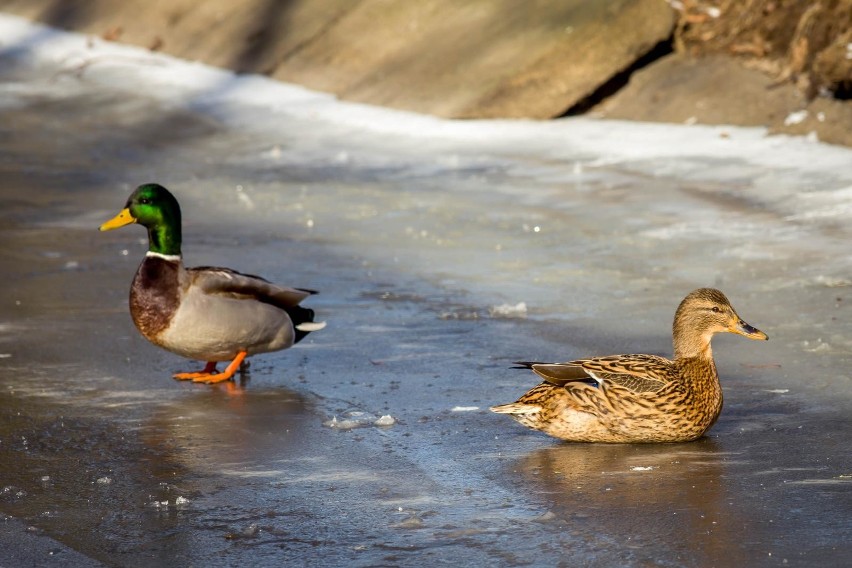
[675,0,852,100]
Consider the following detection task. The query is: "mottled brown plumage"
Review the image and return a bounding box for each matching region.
[491,288,768,443]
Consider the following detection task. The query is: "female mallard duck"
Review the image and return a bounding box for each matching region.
[99,183,325,384]
[491,288,767,443]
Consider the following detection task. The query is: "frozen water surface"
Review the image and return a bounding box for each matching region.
[1,14,851,567]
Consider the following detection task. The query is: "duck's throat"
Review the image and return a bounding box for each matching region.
[673,327,714,360]
[147,223,182,256]
[683,356,723,422]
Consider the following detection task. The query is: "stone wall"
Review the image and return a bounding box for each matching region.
[1,0,849,145]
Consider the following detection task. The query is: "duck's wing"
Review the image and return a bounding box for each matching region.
[530,354,673,394]
[524,362,598,385]
[187,266,315,309]
[574,354,674,393]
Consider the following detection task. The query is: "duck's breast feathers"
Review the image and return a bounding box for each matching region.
[130,255,182,341]
[187,266,315,308]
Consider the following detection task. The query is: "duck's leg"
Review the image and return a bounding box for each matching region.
[193,351,247,384]
[174,361,218,381]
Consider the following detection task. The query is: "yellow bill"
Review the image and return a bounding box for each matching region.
[99,208,136,231]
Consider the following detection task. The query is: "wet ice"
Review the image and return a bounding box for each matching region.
[0,12,851,568]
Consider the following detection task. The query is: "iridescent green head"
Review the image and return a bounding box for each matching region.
[100,183,182,256]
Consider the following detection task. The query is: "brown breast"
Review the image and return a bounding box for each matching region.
[129,256,180,344]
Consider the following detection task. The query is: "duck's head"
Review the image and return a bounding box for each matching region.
[672,288,767,359]
[100,183,182,256]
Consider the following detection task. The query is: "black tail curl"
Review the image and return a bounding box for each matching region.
[287,306,317,343]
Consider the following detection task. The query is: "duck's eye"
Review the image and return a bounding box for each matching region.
[711,306,722,313]
[139,198,150,205]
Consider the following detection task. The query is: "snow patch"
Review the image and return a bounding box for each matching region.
[324,411,396,430]
[784,110,808,126]
[489,302,527,318]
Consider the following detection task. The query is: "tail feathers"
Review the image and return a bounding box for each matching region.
[490,402,541,415]
[286,306,325,343]
[511,361,544,370]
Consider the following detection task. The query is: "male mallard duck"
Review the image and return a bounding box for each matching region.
[491,288,767,443]
[99,183,325,384]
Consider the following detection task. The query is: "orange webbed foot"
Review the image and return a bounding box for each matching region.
[176,352,248,384]
[174,361,218,381]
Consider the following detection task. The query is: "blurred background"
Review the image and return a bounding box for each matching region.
[1,0,850,144]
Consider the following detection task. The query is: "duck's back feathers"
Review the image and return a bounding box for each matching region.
[569,354,673,394]
[517,354,673,394]
[188,266,315,308]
